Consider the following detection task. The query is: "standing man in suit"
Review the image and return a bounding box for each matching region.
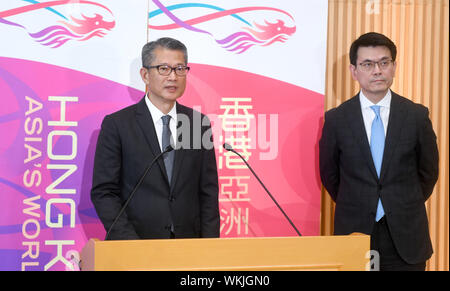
[319,32,439,271]
[91,37,220,240]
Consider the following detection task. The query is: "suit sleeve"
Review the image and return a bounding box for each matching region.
[417,107,439,201]
[319,110,340,202]
[90,115,140,240]
[198,116,220,237]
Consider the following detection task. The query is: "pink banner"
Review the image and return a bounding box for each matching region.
[0,0,327,270]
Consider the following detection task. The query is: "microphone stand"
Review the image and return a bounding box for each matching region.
[223,143,302,236]
[105,145,173,240]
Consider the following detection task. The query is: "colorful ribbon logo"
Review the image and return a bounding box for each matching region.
[149,1,296,54]
[0,0,115,48]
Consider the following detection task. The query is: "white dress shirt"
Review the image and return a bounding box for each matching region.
[359,90,391,144]
[144,95,177,151]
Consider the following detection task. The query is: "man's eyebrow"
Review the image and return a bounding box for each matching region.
[360,56,391,63]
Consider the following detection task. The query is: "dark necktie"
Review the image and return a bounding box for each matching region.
[161,115,174,184]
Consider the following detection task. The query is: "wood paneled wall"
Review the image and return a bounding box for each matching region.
[322,0,449,271]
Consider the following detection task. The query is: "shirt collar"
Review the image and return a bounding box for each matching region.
[144,94,177,124]
[359,89,392,109]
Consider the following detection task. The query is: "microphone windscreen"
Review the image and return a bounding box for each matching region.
[164,145,174,152]
[223,143,233,151]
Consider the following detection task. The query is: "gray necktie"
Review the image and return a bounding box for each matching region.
[161,115,174,184]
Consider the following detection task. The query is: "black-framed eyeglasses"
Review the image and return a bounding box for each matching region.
[145,64,190,76]
[358,59,393,72]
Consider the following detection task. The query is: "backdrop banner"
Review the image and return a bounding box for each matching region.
[0,0,327,270]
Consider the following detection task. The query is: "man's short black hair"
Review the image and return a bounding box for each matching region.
[349,32,397,65]
[142,37,188,68]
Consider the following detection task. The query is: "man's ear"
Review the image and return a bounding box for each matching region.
[392,60,397,75]
[349,64,358,81]
[140,67,149,85]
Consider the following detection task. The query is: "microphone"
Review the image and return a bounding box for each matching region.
[105,145,174,240]
[223,143,302,236]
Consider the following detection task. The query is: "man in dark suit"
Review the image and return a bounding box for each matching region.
[319,32,439,271]
[91,37,220,240]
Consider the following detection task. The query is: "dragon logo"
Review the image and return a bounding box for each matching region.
[148,1,296,54]
[0,0,115,48]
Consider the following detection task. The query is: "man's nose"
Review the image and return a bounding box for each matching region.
[167,69,178,80]
[372,62,382,74]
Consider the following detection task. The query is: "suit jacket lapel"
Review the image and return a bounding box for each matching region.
[379,92,407,182]
[170,102,188,194]
[135,96,170,184]
[345,94,379,180]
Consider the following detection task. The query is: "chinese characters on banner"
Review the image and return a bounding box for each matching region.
[218,97,254,236]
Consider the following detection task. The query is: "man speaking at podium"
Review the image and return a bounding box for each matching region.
[91,37,220,240]
[319,32,439,271]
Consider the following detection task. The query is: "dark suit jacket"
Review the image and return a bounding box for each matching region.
[319,91,439,264]
[91,97,220,240]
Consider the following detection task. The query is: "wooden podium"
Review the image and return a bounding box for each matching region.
[81,235,370,271]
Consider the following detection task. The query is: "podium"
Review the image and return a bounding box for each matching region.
[81,235,370,271]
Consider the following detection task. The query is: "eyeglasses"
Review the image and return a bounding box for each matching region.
[358,59,394,72]
[145,64,190,76]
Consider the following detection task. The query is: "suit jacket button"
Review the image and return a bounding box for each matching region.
[169,196,175,202]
